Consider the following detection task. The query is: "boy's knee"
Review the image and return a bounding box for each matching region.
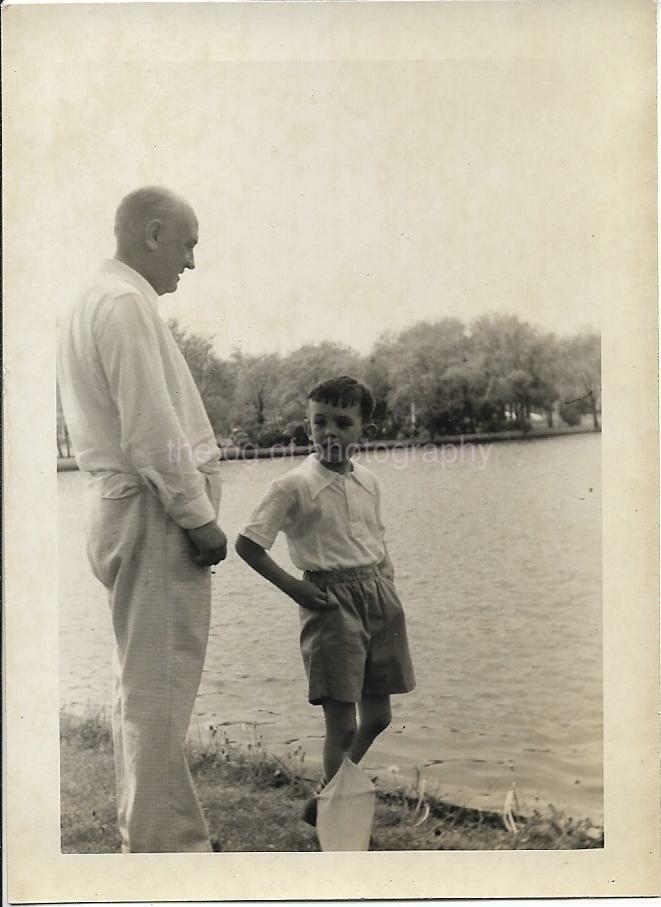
[328,716,357,750]
[365,710,391,738]
[339,721,357,751]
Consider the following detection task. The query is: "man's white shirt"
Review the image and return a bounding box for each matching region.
[57,258,220,529]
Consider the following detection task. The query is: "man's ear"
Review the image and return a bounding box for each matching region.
[145,218,163,251]
[362,422,377,441]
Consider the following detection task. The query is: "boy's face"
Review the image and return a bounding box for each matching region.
[306,399,366,465]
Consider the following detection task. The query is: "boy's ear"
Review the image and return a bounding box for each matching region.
[303,417,312,439]
[362,422,377,441]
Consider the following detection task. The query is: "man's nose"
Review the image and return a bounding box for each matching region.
[185,251,195,270]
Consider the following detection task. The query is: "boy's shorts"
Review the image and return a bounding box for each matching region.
[299,564,416,705]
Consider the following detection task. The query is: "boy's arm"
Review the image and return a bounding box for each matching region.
[235,534,330,611]
[378,542,395,581]
[373,477,394,580]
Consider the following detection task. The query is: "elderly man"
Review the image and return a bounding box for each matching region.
[58,187,227,852]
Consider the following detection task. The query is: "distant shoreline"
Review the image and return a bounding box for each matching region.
[57,424,599,472]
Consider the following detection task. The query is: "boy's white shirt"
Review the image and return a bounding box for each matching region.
[240,454,387,572]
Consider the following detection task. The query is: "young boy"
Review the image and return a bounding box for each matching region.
[235,376,415,824]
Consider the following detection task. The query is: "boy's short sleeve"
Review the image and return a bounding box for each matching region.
[240,481,296,550]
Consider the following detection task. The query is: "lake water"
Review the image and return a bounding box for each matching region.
[59,434,603,821]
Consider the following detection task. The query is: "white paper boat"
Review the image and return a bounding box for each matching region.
[316,756,376,851]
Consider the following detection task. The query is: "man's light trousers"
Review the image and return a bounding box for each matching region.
[85,475,221,852]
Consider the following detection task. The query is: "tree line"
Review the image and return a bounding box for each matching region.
[57,313,600,456]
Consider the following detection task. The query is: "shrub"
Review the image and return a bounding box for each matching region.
[558,402,582,426]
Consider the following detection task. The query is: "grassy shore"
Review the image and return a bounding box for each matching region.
[61,712,603,853]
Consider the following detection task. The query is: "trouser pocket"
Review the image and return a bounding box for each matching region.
[85,491,144,590]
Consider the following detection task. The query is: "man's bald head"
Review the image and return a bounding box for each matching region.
[113,186,198,295]
[115,186,190,244]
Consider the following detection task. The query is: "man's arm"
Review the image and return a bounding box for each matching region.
[96,294,226,563]
[235,535,329,610]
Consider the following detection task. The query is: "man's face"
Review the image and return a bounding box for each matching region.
[152,205,198,295]
[306,399,366,465]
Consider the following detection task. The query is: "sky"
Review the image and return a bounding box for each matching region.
[15,3,647,361]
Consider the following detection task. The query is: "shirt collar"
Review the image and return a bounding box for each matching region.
[100,259,160,312]
[303,454,376,499]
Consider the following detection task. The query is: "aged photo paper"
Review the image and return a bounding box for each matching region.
[3,0,660,901]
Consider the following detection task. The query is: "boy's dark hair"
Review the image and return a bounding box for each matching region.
[307,376,375,423]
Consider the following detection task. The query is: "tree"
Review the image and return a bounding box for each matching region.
[471,314,559,429]
[385,318,472,436]
[437,363,490,434]
[527,332,561,427]
[168,319,236,435]
[230,351,284,443]
[278,342,363,422]
[556,333,601,430]
[363,332,397,435]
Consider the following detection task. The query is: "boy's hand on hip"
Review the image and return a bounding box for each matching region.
[289,579,336,611]
[187,521,228,567]
[378,554,395,581]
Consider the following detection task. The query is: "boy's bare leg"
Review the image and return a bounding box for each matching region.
[304,696,390,827]
[349,694,392,765]
[321,699,357,781]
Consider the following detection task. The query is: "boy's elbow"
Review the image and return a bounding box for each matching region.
[235,534,249,559]
[235,533,259,563]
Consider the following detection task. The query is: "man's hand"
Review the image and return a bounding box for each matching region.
[287,579,336,611]
[187,521,227,567]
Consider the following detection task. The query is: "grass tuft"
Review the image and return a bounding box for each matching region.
[60,707,113,749]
